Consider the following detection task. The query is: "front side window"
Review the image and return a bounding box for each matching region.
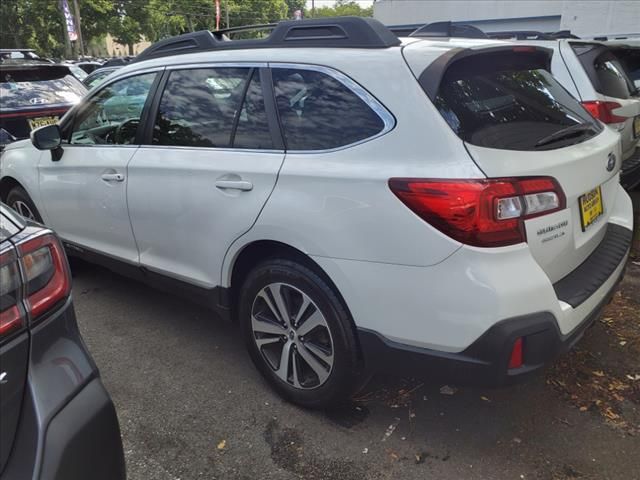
[70,72,156,145]
[272,68,385,151]
[153,67,271,149]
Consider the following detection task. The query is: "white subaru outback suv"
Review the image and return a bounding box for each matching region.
[0,17,634,408]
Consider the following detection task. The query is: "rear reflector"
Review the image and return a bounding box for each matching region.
[581,101,626,124]
[18,234,71,319]
[389,177,566,247]
[508,337,524,369]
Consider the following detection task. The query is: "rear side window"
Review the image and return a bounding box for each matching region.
[0,66,86,110]
[153,67,271,149]
[571,44,634,99]
[434,53,600,151]
[272,68,385,150]
[593,52,632,98]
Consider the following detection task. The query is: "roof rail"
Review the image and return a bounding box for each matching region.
[409,22,488,39]
[134,16,401,63]
[485,29,578,40]
[386,23,424,37]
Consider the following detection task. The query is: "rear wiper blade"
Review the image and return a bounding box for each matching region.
[535,123,596,148]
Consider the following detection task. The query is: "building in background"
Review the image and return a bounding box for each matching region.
[373,0,640,37]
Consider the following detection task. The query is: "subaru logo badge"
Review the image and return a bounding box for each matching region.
[606,153,616,172]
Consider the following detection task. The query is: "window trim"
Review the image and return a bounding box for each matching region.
[269,62,396,153]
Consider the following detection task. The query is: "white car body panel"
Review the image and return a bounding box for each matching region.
[127,147,285,287]
[38,145,140,263]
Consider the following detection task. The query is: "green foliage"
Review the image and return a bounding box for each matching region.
[311,0,373,18]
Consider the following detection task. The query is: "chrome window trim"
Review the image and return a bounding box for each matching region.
[165,62,268,70]
[137,145,284,154]
[268,62,396,153]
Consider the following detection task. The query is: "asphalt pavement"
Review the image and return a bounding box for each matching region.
[72,192,640,480]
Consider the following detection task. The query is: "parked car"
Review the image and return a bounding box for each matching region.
[0,17,634,408]
[0,63,86,148]
[487,35,640,189]
[83,66,120,89]
[0,203,126,478]
[75,61,103,74]
[67,63,89,82]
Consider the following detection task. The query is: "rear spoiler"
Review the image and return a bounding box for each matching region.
[417,45,553,100]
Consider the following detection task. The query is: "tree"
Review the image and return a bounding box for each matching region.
[284,0,306,18]
[108,0,149,55]
[312,0,373,18]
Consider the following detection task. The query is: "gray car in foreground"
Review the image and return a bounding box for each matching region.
[0,204,125,479]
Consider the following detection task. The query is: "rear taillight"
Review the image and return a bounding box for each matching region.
[18,234,71,319]
[581,101,626,124]
[0,248,24,337]
[389,177,566,248]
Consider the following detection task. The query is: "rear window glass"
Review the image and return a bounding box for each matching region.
[434,57,600,151]
[0,67,86,110]
[593,52,632,98]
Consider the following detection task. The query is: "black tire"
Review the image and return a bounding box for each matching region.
[239,258,361,408]
[6,186,43,223]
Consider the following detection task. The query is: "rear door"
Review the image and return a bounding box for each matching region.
[0,210,28,472]
[127,65,284,287]
[404,44,623,283]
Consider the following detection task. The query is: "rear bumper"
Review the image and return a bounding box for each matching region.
[357,223,631,386]
[621,147,640,190]
[358,264,625,386]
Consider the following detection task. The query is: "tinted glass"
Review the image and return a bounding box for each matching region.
[233,70,272,149]
[435,66,599,151]
[85,69,114,88]
[593,52,633,99]
[0,66,86,110]
[153,68,251,148]
[272,68,384,150]
[70,72,156,145]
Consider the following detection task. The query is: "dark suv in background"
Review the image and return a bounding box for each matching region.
[0,53,86,148]
[0,204,125,479]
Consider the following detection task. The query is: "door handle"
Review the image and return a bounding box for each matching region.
[215,180,253,191]
[101,173,125,182]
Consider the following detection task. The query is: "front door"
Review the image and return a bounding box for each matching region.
[38,72,159,263]
[128,66,284,287]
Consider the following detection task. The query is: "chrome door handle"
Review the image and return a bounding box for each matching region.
[101,173,125,182]
[215,180,253,191]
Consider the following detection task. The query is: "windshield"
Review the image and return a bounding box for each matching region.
[435,65,600,151]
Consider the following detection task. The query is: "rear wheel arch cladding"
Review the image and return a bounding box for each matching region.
[228,240,366,365]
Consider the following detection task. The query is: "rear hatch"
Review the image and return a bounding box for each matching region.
[0,64,86,144]
[403,42,622,283]
[0,205,28,473]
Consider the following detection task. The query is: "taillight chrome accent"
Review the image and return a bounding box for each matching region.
[0,248,24,337]
[581,100,626,124]
[388,177,566,248]
[17,234,71,319]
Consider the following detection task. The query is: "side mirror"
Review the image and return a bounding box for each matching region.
[31,124,61,150]
[30,124,63,161]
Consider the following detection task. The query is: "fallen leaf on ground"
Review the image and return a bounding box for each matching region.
[440,385,457,395]
[217,440,226,450]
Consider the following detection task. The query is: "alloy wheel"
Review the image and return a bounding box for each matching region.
[11,200,36,220]
[251,282,334,389]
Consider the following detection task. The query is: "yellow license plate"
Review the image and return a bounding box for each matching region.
[27,116,59,130]
[579,186,604,231]
[634,116,640,138]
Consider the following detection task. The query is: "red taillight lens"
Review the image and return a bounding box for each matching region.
[508,337,524,369]
[389,177,566,248]
[18,234,71,319]
[0,249,24,337]
[581,101,626,124]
